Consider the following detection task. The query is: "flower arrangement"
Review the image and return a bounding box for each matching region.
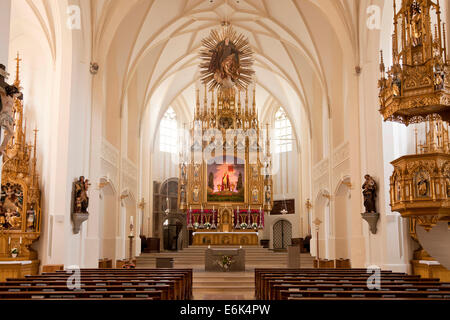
[193,222,199,229]
[217,255,234,271]
[11,248,18,258]
[204,222,211,229]
[252,222,258,229]
[240,222,248,229]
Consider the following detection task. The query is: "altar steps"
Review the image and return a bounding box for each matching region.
[137,246,314,269]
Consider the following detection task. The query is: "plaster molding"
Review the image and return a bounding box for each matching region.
[312,157,329,181]
[332,141,350,168]
[101,139,119,168]
[121,157,138,181]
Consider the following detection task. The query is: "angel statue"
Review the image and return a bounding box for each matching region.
[362,174,377,213]
[209,37,240,89]
[74,176,90,213]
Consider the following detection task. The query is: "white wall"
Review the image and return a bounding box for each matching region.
[0,0,11,65]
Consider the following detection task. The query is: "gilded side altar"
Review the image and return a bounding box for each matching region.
[0,54,41,278]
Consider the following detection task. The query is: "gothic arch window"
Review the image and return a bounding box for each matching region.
[274,107,293,153]
[160,107,178,154]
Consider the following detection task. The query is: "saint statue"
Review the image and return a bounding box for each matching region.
[416,172,428,196]
[74,176,90,213]
[410,2,422,47]
[362,174,377,213]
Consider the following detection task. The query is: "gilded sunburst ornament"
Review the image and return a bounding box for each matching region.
[199,26,254,91]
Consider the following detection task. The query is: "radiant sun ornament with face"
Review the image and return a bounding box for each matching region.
[199,26,254,92]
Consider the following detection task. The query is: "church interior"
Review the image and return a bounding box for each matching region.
[0,0,449,305]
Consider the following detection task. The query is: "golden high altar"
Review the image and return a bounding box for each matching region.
[178,26,273,246]
[0,54,42,280]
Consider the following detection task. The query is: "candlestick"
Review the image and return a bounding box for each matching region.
[8,237,11,245]
[20,237,22,244]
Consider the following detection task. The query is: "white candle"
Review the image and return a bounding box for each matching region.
[237,206,239,211]
[213,205,215,211]
[20,237,22,244]
[8,237,11,244]
[130,216,134,226]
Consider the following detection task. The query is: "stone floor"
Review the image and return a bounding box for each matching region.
[192,271,255,300]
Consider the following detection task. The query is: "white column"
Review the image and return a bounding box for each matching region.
[0,0,11,64]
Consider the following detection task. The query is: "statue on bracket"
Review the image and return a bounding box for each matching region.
[74,176,90,213]
[71,176,90,234]
[362,174,377,213]
[361,174,380,234]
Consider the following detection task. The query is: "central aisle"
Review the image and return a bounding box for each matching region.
[137,246,315,300]
[192,271,255,300]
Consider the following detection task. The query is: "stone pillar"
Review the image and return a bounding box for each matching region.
[0,0,11,64]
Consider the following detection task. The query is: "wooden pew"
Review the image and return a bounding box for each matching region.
[255,268,447,300]
[60,268,193,299]
[276,283,450,300]
[0,289,163,300]
[0,282,171,300]
[18,275,184,300]
[263,276,438,300]
[256,269,410,299]
[280,289,450,300]
[0,268,193,300]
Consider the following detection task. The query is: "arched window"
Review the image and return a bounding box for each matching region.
[274,107,293,153]
[160,107,178,153]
